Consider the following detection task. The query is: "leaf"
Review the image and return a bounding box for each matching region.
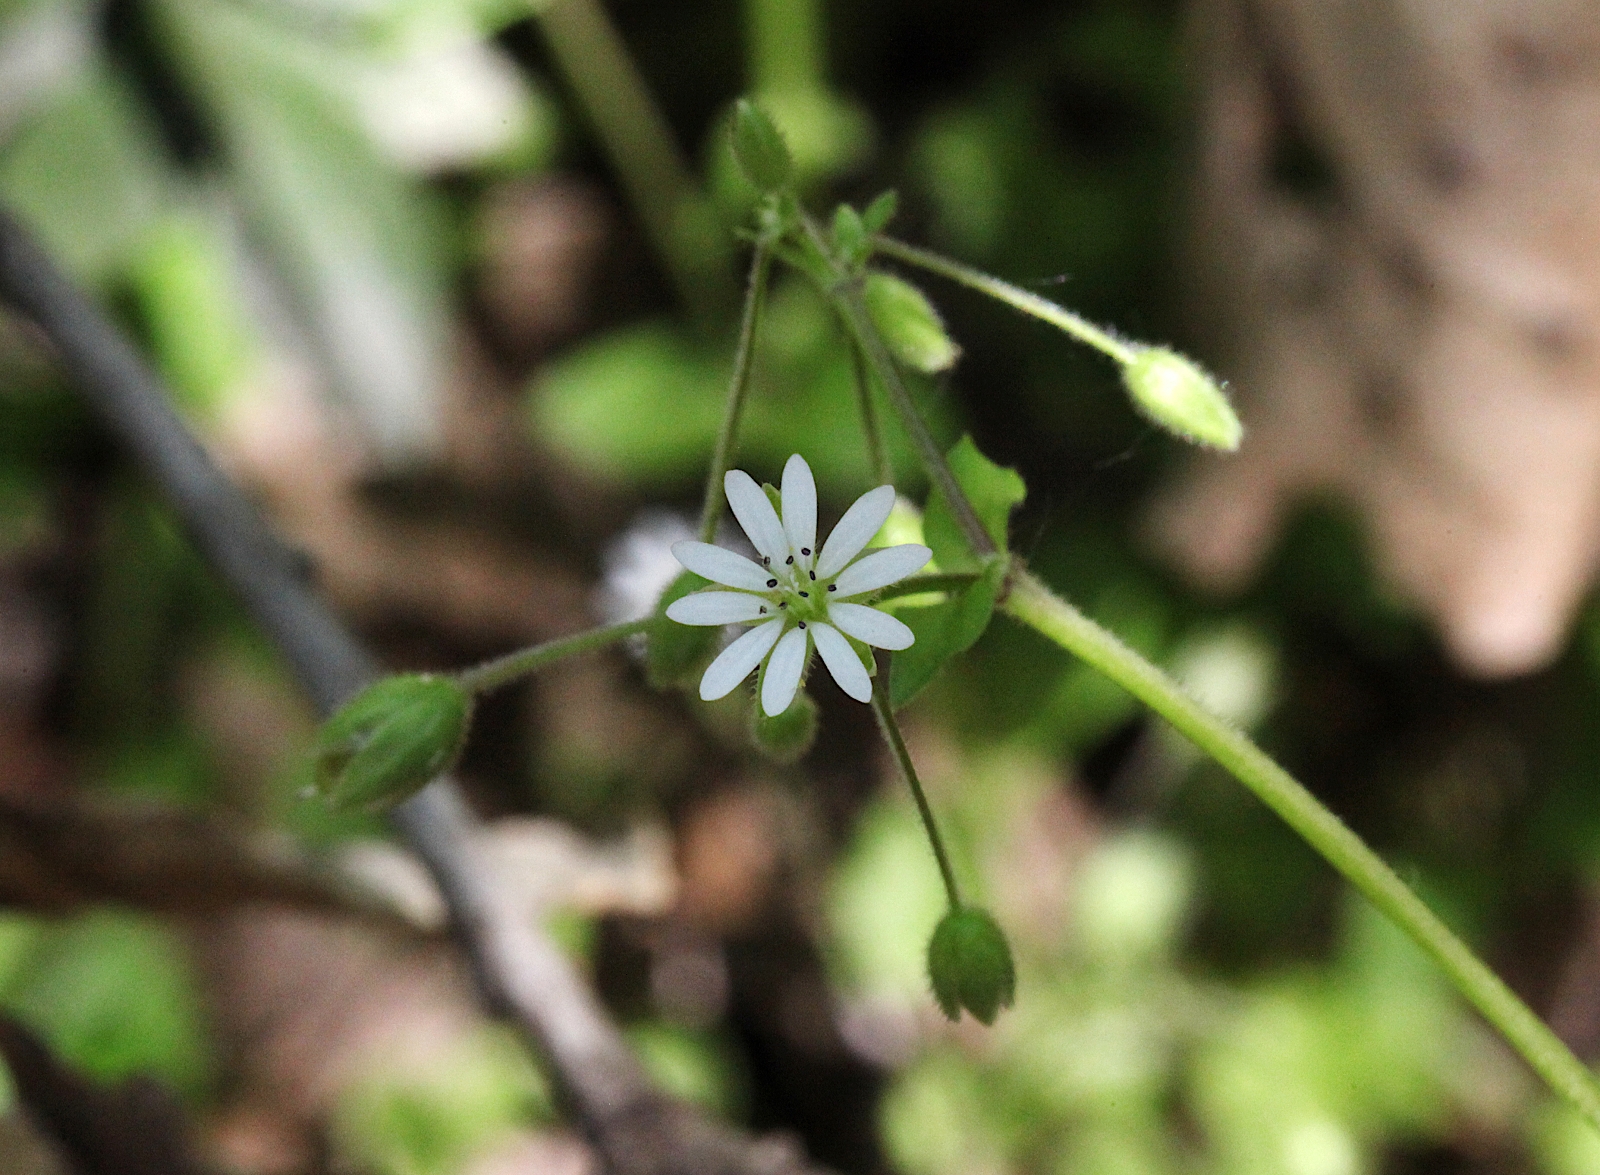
[861,190,899,234]
[729,98,793,193]
[922,435,1026,572]
[888,556,1005,708]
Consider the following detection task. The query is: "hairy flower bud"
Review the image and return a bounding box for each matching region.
[730,99,794,194]
[864,272,960,375]
[1120,346,1242,451]
[313,674,472,811]
[927,906,1015,1025]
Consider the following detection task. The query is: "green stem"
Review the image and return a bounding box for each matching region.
[874,236,1137,365]
[1001,568,1600,1131]
[848,333,891,486]
[536,0,730,318]
[872,678,962,911]
[699,243,775,542]
[745,0,825,95]
[456,619,651,695]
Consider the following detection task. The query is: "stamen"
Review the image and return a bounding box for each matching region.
[800,591,809,598]
[759,606,767,614]
[779,601,788,608]
[801,547,810,556]
[766,578,778,587]
[827,584,836,592]
[762,556,771,566]
[786,555,794,565]
[797,621,806,629]
[808,571,816,581]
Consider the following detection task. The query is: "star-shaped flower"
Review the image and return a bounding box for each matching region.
[667,455,931,715]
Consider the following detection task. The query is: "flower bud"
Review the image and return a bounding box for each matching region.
[750,688,817,764]
[730,99,794,194]
[864,272,960,374]
[927,906,1015,1025]
[648,571,719,689]
[1120,346,1242,451]
[313,674,472,812]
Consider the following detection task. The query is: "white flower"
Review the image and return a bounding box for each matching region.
[666,455,931,716]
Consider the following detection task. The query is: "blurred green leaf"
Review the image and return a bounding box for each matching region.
[890,557,1005,709]
[923,435,1025,572]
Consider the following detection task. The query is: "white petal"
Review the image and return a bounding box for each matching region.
[780,454,817,560]
[827,602,915,650]
[724,470,791,564]
[699,619,785,700]
[672,541,774,591]
[666,591,770,625]
[815,485,896,578]
[811,622,872,702]
[761,625,809,716]
[831,544,932,598]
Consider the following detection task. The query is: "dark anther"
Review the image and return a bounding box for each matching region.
[763,556,771,566]
[800,591,809,597]
[798,621,807,629]
[760,606,768,614]
[779,601,788,608]
[801,547,810,556]
[767,578,778,587]
[786,555,794,565]
[809,571,816,581]
[827,584,837,592]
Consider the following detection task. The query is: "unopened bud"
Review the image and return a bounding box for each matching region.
[313,675,472,811]
[864,272,960,374]
[927,906,1015,1025]
[750,688,817,764]
[1120,346,1242,451]
[730,99,794,194]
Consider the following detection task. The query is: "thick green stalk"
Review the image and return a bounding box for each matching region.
[456,619,651,695]
[848,334,891,486]
[873,680,962,910]
[1002,568,1600,1131]
[745,0,825,95]
[699,243,774,542]
[536,0,730,317]
[874,236,1137,364]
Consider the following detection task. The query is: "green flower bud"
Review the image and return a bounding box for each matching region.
[832,204,869,270]
[861,189,899,234]
[1120,346,1242,451]
[730,99,794,194]
[927,906,1015,1025]
[313,674,472,812]
[750,688,817,764]
[648,570,719,689]
[864,272,960,374]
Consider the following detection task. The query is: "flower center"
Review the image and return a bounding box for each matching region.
[759,550,833,624]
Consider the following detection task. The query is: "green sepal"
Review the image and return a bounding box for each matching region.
[927,906,1016,1025]
[648,570,718,689]
[313,674,472,812]
[1120,345,1242,451]
[861,190,899,234]
[730,98,794,194]
[831,204,869,271]
[863,272,959,374]
[922,435,1026,572]
[888,556,1006,708]
[762,482,783,515]
[750,688,817,764]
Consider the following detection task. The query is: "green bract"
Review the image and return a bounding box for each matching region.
[730,99,794,194]
[864,272,960,374]
[927,906,1015,1025]
[313,674,472,812]
[1121,345,1242,452]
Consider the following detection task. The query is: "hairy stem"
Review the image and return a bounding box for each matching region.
[874,236,1137,365]
[699,243,774,542]
[874,572,981,602]
[1002,567,1600,1131]
[872,679,962,910]
[848,334,891,486]
[537,0,730,318]
[457,619,652,695]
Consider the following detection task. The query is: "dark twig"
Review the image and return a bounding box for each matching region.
[0,207,824,1175]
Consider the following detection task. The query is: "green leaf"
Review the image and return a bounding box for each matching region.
[863,271,960,375]
[647,570,718,689]
[922,435,1026,572]
[313,674,472,811]
[861,190,899,234]
[729,98,794,193]
[831,203,868,271]
[888,556,1005,708]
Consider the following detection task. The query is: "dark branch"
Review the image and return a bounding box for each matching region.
[0,207,825,1175]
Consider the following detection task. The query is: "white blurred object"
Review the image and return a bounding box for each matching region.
[1159,0,1600,677]
[594,509,697,624]
[0,0,89,140]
